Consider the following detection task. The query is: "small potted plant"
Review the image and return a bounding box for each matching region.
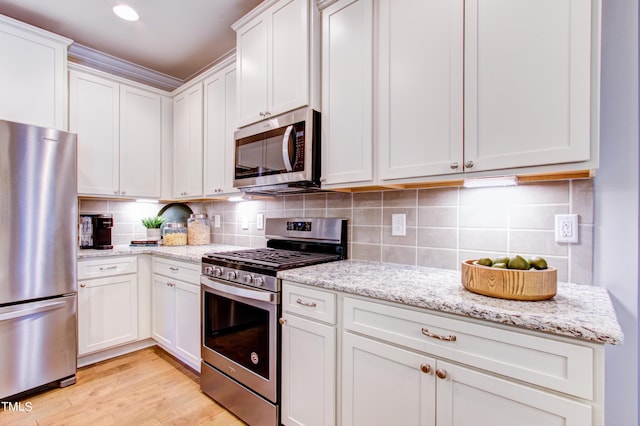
[141,215,165,241]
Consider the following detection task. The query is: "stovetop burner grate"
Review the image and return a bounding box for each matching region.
[204,248,340,270]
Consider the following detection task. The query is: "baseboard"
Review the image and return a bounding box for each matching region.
[77,339,156,368]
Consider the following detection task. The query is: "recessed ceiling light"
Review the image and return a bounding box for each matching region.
[113,5,140,22]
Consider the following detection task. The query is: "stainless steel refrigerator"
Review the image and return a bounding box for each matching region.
[0,119,78,399]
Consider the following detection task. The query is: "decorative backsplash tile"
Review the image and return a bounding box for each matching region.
[79,179,595,285]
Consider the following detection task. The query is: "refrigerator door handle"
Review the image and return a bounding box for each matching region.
[0,300,68,322]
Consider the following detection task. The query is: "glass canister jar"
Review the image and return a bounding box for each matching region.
[187,213,211,245]
[162,222,187,246]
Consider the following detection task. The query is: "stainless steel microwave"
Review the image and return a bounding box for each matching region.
[233,107,321,195]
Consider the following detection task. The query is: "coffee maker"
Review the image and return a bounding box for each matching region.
[79,214,114,249]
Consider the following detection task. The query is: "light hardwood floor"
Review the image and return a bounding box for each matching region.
[0,347,245,425]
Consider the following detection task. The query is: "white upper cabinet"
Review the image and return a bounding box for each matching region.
[173,83,203,199]
[320,0,374,187]
[70,68,163,198]
[377,0,464,180]
[234,0,319,127]
[203,62,240,197]
[463,0,594,173]
[0,15,71,130]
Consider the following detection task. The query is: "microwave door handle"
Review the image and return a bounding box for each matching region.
[282,125,294,172]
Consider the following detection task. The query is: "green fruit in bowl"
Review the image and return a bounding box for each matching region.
[492,262,507,269]
[492,256,510,266]
[476,258,493,267]
[529,256,548,270]
[508,255,530,270]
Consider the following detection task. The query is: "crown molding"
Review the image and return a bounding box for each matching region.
[68,43,184,92]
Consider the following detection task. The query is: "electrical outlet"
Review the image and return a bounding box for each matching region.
[555,214,579,243]
[391,214,406,236]
[257,213,264,230]
[214,214,221,228]
[242,215,249,230]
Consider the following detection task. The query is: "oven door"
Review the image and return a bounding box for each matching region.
[201,275,280,403]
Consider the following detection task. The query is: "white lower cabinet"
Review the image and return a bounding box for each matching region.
[152,257,201,371]
[281,283,337,426]
[281,281,604,426]
[77,257,138,356]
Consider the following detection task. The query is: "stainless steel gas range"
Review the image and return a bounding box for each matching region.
[200,217,348,426]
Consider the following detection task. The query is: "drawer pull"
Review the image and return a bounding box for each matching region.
[420,363,432,374]
[169,266,179,272]
[421,327,457,342]
[296,298,317,308]
[99,265,118,271]
[436,369,448,380]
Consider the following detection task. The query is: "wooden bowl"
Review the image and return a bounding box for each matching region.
[461,260,557,301]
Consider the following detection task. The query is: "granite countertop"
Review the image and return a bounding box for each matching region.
[278,260,624,345]
[77,244,244,263]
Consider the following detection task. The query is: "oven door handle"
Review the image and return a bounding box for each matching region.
[282,125,294,172]
[201,276,278,304]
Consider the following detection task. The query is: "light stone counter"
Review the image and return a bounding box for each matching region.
[278,259,624,345]
[77,244,244,263]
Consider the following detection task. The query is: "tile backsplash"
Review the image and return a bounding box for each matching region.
[79,179,594,284]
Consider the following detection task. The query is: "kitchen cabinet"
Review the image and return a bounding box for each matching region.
[0,15,71,130]
[233,0,319,127]
[69,68,163,198]
[77,257,139,356]
[281,283,337,426]
[377,0,464,181]
[341,296,597,426]
[320,0,374,187]
[173,83,203,199]
[203,61,241,197]
[151,257,201,371]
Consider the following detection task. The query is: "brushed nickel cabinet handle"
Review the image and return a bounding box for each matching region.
[80,283,86,288]
[296,298,317,308]
[464,161,474,169]
[169,266,179,272]
[421,327,457,342]
[99,265,118,271]
[450,162,459,169]
[420,363,432,374]
[436,369,447,379]
[279,318,286,326]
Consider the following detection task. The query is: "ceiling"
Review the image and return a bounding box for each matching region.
[0,0,263,88]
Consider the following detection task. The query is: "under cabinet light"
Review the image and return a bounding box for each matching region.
[463,175,519,188]
[113,5,140,22]
[136,198,159,204]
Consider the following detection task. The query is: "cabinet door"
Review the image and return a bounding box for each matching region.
[203,64,240,196]
[435,360,592,426]
[377,0,464,180]
[173,84,203,198]
[342,332,436,426]
[270,0,309,116]
[69,70,120,196]
[321,0,373,186]
[119,85,162,198]
[0,16,69,130]
[78,274,138,355]
[152,274,176,347]
[282,314,336,426]
[174,280,201,371]
[236,12,269,126]
[464,0,593,172]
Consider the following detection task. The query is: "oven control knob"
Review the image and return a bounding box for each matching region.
[254,276,265,287]
[226,271,237,280]
[203,266,214,276]
[243,275,254,284]
[213,267,223,277]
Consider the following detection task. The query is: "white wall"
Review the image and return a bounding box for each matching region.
[595,0,639,425]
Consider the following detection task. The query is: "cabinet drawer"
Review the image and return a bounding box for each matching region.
[343,297,594,399]
[152,257,200,284]
[283,282,336,325]
[78,256,137,279]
